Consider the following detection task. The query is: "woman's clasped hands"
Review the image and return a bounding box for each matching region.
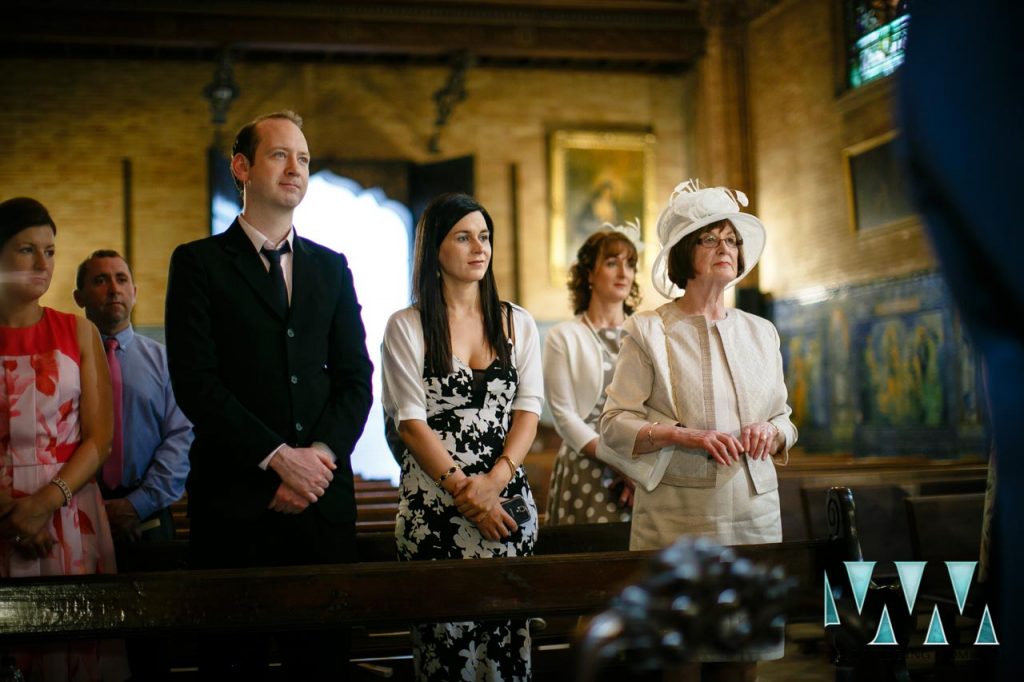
[450,471,519,542]
[0,490,57,559]
[674,421,779,465]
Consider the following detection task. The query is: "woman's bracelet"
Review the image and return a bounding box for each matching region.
[498,455,517,481]
[50,477,73,507]
[436,463,461,487]
[646,421,660,449]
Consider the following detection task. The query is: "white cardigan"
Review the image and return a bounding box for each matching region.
[598,304,797,493]
[381,303,545,424]
[542,317,606,453]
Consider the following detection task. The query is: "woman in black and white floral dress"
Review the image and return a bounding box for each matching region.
[382,193,543,682]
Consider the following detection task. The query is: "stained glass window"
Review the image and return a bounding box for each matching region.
[846,1,911,88]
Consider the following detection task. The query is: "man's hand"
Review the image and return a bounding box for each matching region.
[268,446,336,503]
[105,498,141,541]
[268,483,311,514]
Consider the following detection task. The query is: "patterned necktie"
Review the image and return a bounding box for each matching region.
[261,242,291,313]
[102,337,124,490]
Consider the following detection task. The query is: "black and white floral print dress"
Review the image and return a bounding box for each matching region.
[382,304,545,682]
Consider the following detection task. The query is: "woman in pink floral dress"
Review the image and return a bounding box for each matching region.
[0,197,118,681]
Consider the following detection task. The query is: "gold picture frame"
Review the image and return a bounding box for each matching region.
[842,130,918,234]
[549,130,656,285]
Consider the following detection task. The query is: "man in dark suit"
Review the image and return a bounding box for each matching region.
[165,110,373,680]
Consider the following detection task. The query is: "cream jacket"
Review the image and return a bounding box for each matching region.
[543,317,607,453]
[598,303,797,492]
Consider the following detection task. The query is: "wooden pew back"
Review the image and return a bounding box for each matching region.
[0,540,829,642]
[905,492,985,563]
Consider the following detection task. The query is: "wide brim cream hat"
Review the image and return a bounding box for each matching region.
[650,179,766,299]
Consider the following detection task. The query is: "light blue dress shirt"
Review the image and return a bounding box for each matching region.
[106,324,193,520]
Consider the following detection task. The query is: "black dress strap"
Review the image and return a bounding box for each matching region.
[503,301,515,344]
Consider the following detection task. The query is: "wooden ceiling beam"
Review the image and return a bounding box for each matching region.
[3,1,705,66]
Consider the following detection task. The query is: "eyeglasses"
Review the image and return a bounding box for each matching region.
[696,234,743,249]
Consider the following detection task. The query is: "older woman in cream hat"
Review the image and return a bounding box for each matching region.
[598,180,797,678]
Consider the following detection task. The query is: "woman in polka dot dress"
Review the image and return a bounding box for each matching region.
[543,227,641,525]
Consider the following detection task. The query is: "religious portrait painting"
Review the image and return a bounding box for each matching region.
[548,130,655,285]
[842,130,917,234]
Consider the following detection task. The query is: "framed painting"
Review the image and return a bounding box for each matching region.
[842,130,918,234]
[548,130,656,285]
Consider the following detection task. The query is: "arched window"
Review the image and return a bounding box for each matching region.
[294,171,410,483]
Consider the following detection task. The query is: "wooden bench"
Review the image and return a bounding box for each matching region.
[904,491,989,674]
[0,522,840,679]
[905,492,985,563]
[356,502,401,522]
[168,477,403,542]
[798,469,987,570]
[801,482,915,567]
[16,486,939,681]
[778,460,987,543]
[355,489,400,505]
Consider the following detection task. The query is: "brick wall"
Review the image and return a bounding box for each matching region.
[0,58,687,325]
[746,0,935,298]
[0,2,935,325]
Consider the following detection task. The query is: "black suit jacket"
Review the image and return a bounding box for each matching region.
[165,220,373,528]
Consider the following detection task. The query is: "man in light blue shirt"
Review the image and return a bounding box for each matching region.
[74,249,192,544]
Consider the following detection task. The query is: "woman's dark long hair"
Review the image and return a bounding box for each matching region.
[412,193,511,377]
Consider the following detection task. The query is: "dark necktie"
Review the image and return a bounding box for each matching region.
[261,242,291,313]
[102,337,124,490]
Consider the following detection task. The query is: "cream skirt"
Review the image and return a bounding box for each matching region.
[629,456,784,662]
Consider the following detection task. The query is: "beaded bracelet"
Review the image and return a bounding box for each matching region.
[50,477,73,507]
[436,464,461,487]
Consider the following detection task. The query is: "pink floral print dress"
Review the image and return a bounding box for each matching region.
[1,307,120,682]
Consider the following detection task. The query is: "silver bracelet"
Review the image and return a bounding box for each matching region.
[50,477,73,507]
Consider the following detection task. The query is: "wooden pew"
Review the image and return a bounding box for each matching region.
[167,477,403,542]
[0,491,863,680]
[801,482,914,568]
[354,489,400,505]
[905,492,985,563]
[779,460,987,543]
[0,540,830,642]
[797,469,987,570]
[904,491,990,676]
[356,502,401,522]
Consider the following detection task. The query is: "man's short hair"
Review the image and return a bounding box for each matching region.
[76,249,132,290]
[230,110,304,192]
